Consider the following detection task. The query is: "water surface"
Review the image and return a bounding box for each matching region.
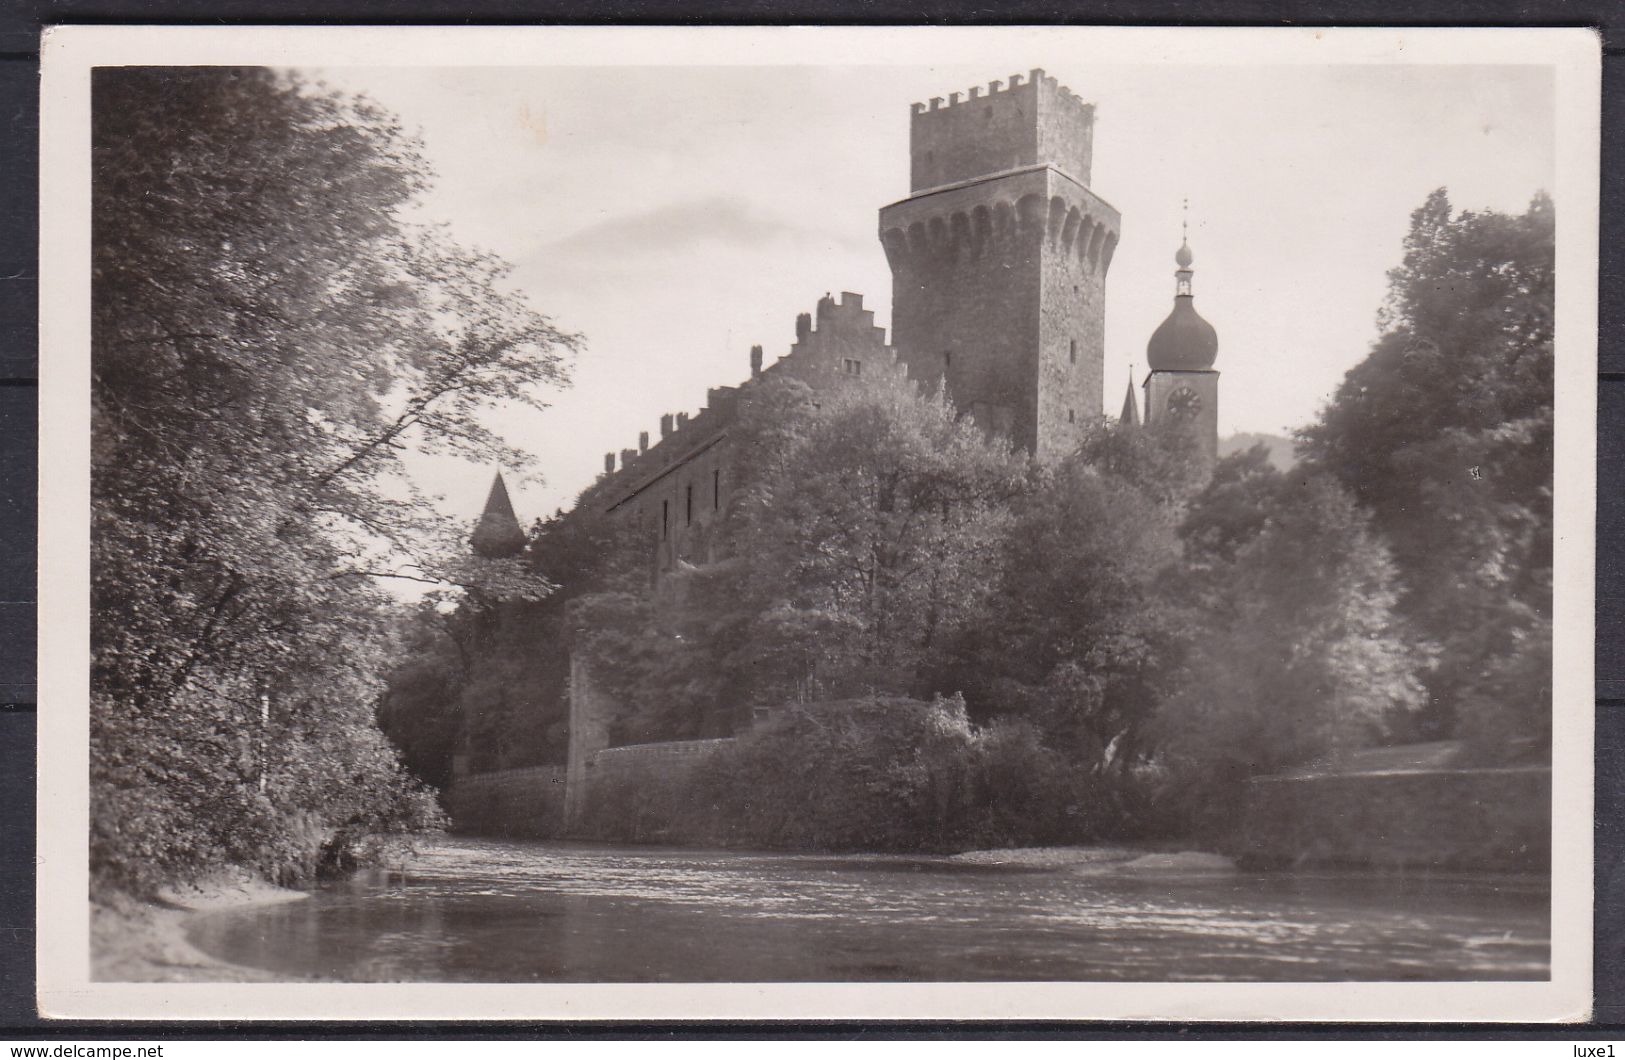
[188,837,1549,982]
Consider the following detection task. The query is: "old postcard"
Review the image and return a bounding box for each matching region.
[36,25,1598,1021]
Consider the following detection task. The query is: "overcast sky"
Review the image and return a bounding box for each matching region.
[312,60,1555,526]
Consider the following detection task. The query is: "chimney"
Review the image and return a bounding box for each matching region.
[676,412,689,430]
[795,313,812,341]
[750,344,764,377]
[660,413,674,438]
[620,448,637,469]
[603,452,615,474]
[638,430,649,454]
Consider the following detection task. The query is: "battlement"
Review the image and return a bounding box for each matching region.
[597,292,907,508]
[879,166,1120,278]
[910,69,1086,116]
[909,68,1095,194]
[765,291,908,389]
[814,290,874,327]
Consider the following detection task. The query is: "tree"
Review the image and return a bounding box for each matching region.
[1297,189,1553,750]
[90,67,576,893]
[949,423,1193,777]
[561,373,1029,743]
[726,373,1030,703]
[1152,455,1426,818]
[375,608,467,791]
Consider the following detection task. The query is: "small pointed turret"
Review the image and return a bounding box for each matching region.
[1118,373,1141,427]
[470,471,527,559]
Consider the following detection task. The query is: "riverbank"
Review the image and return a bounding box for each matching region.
[177,835,1551,982]
[949,845,1237,873]
[92,874,312,982]
[949,844,1142,867]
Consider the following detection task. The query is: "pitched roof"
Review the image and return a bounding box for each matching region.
[1118,378,1140,427]
[470,471,527,558]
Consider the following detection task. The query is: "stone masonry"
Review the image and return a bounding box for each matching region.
[881,69,1120,462]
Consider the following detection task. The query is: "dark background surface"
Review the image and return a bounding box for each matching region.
[0,0,1618,1035]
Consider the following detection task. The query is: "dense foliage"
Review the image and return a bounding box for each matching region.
[561,373,1422,844]
[1299,190,1554,754]
[579,697,1114,852]
[569,373,1032,744]
[91,68,573,894]
[387,188,1552,850]
[944,426,1201,779]
[1151,450,1426,820]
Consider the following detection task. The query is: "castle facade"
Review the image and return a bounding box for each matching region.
[563,68,1220,581]
[462,70,1225,811]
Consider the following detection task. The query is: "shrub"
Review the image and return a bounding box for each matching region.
[966,718,1113,847]
[579,696,1123,853]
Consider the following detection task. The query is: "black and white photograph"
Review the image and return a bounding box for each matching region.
[36,26,1597,1021]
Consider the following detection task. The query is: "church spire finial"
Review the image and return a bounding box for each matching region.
[1175,200,1194,281]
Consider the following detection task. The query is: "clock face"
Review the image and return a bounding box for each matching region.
[1167,386,1202,421]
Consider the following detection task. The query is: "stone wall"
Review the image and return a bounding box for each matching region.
[881,166,1118,460]
[442,764,567,838]
[565,653,614,825]
[908,69,1093,192]
[589,738,734,788]
[1233,766,1551,872]
[590,292,907,580]
[444,741,734,839]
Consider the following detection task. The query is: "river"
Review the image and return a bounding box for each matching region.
[187,836,1550,982]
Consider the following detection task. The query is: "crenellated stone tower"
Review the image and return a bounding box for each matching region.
[880,69,1120,461]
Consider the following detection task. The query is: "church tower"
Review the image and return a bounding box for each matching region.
[1143,229,1219,462]
[879,69,1121,461]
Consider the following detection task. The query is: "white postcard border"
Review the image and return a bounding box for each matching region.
[36,24,1600,1022]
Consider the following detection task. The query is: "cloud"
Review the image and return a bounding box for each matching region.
[544,196,810,260]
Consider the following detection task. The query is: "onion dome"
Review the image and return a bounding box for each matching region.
[1146,238,1218,371]
[471,471,527,559]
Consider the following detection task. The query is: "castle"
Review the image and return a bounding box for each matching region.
[503,69,1222,576]
[460,69,1223,821]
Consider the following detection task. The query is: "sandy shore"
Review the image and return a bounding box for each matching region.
[949,845,1142,868]
[92,875,311,982]
[950,845,1236,873]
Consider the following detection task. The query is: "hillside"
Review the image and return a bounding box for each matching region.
[1218,431,1298,471]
